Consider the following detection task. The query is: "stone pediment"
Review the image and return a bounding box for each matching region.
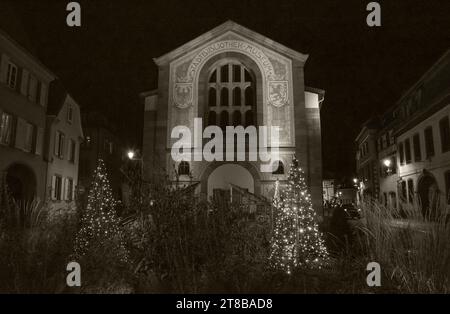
[154,20,308,66]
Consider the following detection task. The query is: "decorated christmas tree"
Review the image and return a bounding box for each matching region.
[74,159,128,263]
[269,156,328,274]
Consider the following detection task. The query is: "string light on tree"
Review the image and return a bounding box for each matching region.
[74,159,128,263]
[269,156,328,274]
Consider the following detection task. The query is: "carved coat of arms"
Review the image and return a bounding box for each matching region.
[173,83,193,109]
[268,81,288,107]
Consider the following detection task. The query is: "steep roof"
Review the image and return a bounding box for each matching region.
[47,79,69,116]
[154,20,309,66]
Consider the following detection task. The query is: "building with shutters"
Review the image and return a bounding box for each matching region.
[141,21,325,212]
[0,29,55,201]
[45,80,84,210]
[356,49,450,215]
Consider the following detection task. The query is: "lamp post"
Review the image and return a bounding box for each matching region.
[383,158,392,175]
[127,150,144,178]
[127,150,145,202]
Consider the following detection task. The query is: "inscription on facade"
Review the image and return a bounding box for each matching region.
[170,35,294,145]
[187,40,275,80]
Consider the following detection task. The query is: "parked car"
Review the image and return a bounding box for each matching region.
[341,203,361,220]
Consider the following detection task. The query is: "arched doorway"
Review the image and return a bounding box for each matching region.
[5,163,37,201]
[205,163,258,203]
[418,174,439,218]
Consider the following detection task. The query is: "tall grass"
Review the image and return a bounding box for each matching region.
[0,199,78,293]
[356,199,450,293]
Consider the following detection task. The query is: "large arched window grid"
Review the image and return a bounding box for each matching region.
[206,61,256,131]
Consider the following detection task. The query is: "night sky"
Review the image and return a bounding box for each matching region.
[4,0,450,181]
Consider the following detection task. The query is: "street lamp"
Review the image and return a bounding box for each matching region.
[383,158,392,175]
[127,150,144,178]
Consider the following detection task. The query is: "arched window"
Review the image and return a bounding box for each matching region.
[208,111,216,126]
[220,111,229,130]
[220,65,229,82]
[220,88,229,106]
[245,110,253,127]
[208,87,216,107]
[233,88,241,106]
[232,111,241,126]
[206,62,255,129]
[245,87,253,106]
[178,161,190,176]
[272,161,284,175]
[209,69,217,83]
[244,69,252,82]
[233,64,241,82]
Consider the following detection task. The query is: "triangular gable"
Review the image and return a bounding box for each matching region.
[154,20,308,66]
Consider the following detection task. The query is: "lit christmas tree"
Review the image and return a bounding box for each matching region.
[74,159,128,262]
[269,157,328,274]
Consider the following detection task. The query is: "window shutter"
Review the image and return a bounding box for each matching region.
[20,69,29,95]
[35,127,44,155]
[54,132,59,156]
[62,178,67,201]
[39,83,47,107]
[51,175,56,200]
[15,117,26,150]
[67,139,72,160]
[28,75,37,102]
[61,134,65,159]
[0,54,10,83]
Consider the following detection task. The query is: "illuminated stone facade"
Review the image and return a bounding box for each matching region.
[142,21,324,211]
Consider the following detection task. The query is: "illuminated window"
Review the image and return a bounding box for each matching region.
[0,112,14,146]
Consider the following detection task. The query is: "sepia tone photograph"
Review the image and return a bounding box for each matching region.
[0,0,449,298]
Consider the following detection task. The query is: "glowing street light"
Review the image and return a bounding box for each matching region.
[383,159,391,167]
[127,150,135,160]
[353,178,358,184]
